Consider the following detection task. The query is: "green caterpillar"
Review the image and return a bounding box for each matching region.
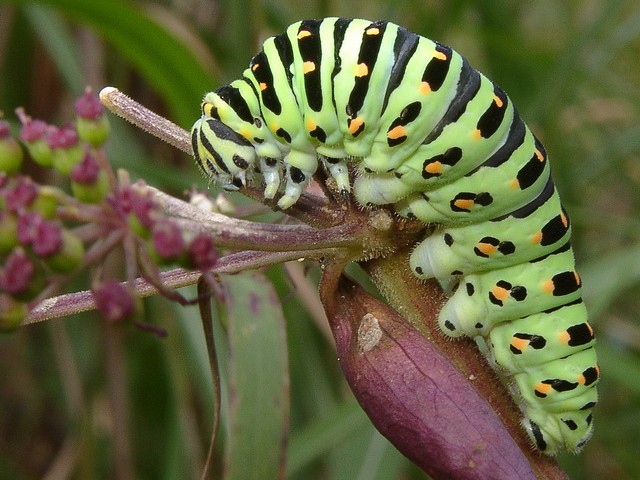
[191,17,598,455]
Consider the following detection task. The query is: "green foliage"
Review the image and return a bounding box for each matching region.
[0,1,639,478]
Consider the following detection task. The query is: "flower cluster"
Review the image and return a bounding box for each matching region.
[0,89,218,331]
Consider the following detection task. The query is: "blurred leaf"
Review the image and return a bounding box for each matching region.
[12,0,215,126]
[220,273,289,480]
[287,399,369,476]
[22,4,84,93]
[580,244,640,318]
[597,343,640,397]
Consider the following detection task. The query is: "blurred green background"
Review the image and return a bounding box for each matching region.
[1,0,639,478]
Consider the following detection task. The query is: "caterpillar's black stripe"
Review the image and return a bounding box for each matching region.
[298,19,324,112]
[465,113,526,175]
[381,27,420,113]
[422,58,481,144]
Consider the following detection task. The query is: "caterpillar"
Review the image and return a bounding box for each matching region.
[190,17,598,455]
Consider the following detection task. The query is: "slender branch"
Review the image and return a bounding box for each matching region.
[24,249,333,325]
[99,87,191,154]
[148,185,361,251]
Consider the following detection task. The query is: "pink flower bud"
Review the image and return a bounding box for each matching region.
[188,234,218,270]
[93,280,137,323]
[152,220,185,259]
[0,248,35,295]
[74,88,104,120]
[70,152,100,184]
[3,176,37,212]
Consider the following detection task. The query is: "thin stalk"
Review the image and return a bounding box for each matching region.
[24,249,334,325]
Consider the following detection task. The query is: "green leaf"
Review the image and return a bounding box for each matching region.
[220,272,289,480]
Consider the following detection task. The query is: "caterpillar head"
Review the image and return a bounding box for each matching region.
[202,86,282,159]
[190,116,256,191]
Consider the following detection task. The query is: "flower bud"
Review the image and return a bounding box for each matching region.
[70,152,109,203]
[92,280,140,323]
[30,186,60,219]
[48,126,84,175]
[17,111,53,167]
[0,294,27,332]
[2,176,37,212]
[186,234,218,271]
[112,184,157,238]
[41,228,85,273]
[0,247,46,302]
[149,219,186,265]
[75,89,110,147]
[17,211,43,246]
[0,211,18,255]
[0,120,24,174]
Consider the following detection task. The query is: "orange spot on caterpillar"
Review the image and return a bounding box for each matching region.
[348,116,365,135]
[535,383,553,396]
[424,161,442,174]
[471,129,482,140]
[252,63,260,72]
[455,198,475,211]
[259,82,267,91]
[542,279,555,294]
[418,82,432,95]
[558,330,571,345]
[354,63,369,77]
[574,271,581,286]
[303,61,316,74]
[433,50,448,61]
[366,27,380,35]
[511,336,530,352]
[535,149,544,162]
[509,178,520,189]
[493,95,504,108]
[531,231,543,245]
[239,128,252,140]
[491,286,509,301]
[387,125,406,140]
[306,119,316,132]
[476,242,497,256]
[561,212,568,228]
[297,30,311,39]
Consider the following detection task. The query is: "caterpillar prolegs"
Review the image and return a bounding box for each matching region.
[190,17,598,455]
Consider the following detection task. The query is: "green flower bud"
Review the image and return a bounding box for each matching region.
[0,212,18,255]
[30,186,61,219]
[0,294,27,332]
[76,116,110,148]
[48,127,84,175]
[42,229,85,273]
[70,153,110,203]
[17,113,53,167]
[0,121,24,174]
[75,89,110,147]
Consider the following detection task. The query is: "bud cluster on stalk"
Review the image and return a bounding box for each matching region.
[0,89,218,331]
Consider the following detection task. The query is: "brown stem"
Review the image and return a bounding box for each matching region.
[24,249,336,325]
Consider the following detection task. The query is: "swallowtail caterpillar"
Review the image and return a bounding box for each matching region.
[191,17,599,455]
